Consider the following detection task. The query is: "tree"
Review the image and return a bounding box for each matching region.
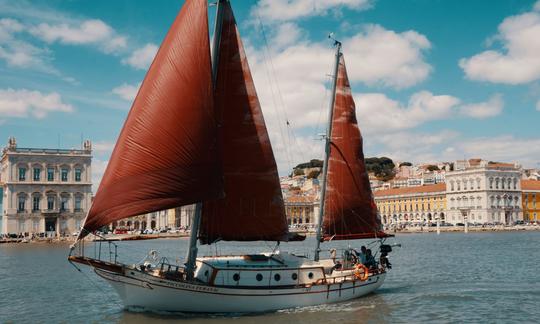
[293,168,305,176]
[365,157,396,181]
[426,165,439,171]
[399,162,412,167]
[307,170,321,179]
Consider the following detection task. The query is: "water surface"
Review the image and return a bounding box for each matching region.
[1,232,538,323]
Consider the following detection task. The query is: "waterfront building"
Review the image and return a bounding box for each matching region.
[113,205,195,232]
[522,180,540,221]
[0,137,92,236]
[391,177,408,188]
[285,195,319,227]
[445,162,522,225]
[374,183,446,225]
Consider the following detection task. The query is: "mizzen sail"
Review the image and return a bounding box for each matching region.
[322,55,389,240]
[79,0,220,239]
[199,1,289,244]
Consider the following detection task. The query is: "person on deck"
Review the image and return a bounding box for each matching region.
[355,246,367,265]
[364,249,377,269]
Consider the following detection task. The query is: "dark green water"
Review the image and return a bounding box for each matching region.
[1,232,539,323]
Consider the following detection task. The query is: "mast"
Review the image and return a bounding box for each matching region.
[314,39,342,262]
[185,0,226,281]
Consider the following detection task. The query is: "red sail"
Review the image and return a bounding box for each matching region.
[322,55,390,241]
[79,0,220,239]
[199,2,289,244]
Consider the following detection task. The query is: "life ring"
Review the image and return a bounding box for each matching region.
[354,263,369,281]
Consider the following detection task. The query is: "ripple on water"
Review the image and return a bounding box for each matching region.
[1,231,540,323]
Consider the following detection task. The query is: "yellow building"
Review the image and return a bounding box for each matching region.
[522,180,540,222]
[374,183,446,225]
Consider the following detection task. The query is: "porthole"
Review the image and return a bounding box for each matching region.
[233,273,240,281]
[256,274,263,281]
[291,273,298,280]
[308,272,314,279]
[274,273,281,281]
[204,270,209,277]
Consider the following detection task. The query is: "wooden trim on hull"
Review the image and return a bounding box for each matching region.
[68,255,123,274]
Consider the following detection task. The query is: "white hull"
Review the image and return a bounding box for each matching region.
[95,268,385,313]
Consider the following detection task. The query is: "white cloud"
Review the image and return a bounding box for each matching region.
[91,159,108,193]
[122,43,158,70]
[30,19,127,53]
[252,0,371,22]
[457,136,540,167]
[344,24,432,89]
[271,23,305,49]
[355,91,461,134]
[459,94,504,119]
[364,129,460,164]
[460,3,540,84]
[365,131,540,168]
[111,82,141,102]
[250,24,433,139]
[0,88,73,119]
[92,141,115,154]
[0,18,23,41]
[0,18,56,71]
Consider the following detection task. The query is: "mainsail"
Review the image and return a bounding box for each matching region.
[322,55,389,240]
[78,0,221,239]
[199,1,290,244]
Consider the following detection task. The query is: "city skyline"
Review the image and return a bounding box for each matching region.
[1,0,540,191]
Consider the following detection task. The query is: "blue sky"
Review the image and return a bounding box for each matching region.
[1,0,540,189]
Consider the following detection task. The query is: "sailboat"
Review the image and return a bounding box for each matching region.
[69,0,394,313]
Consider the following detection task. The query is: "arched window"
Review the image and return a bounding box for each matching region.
[46,191,56,210]
[457,180,461,191]
[32,164,42,181]
[60,193,70,212]
[450,181,455,191]
[513,178,518,190]
[501,178,506,189]
[489,177,494,189]
[476,178,481,190]
[495,178,500,189]
[17,193,27,212]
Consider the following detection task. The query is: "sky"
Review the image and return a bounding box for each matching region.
[1,0,540,191]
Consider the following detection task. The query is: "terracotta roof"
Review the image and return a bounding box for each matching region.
[286,195,316,203]
[487,162,515,169]
[374,183,446,197]
[522,180,540,191]
[468,158,482,166]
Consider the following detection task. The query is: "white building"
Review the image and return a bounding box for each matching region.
[0,137,92,236]
[445,162,522,225]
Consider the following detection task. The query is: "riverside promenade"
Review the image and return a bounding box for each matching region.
[389,223,540,234]
[2,224,538,244]
[0,231,190,244]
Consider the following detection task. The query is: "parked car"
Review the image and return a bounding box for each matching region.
[114,228,128,234]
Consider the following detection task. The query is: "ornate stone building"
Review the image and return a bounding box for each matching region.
[445,162,522,225]
[285,195,319,227]
[0,137,92,236]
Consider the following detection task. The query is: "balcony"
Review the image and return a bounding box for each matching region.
[42,209,59,214]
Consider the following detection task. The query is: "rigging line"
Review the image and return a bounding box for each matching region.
[255,12,293,172]
[69,260,123,309]
[256,12,311,172]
